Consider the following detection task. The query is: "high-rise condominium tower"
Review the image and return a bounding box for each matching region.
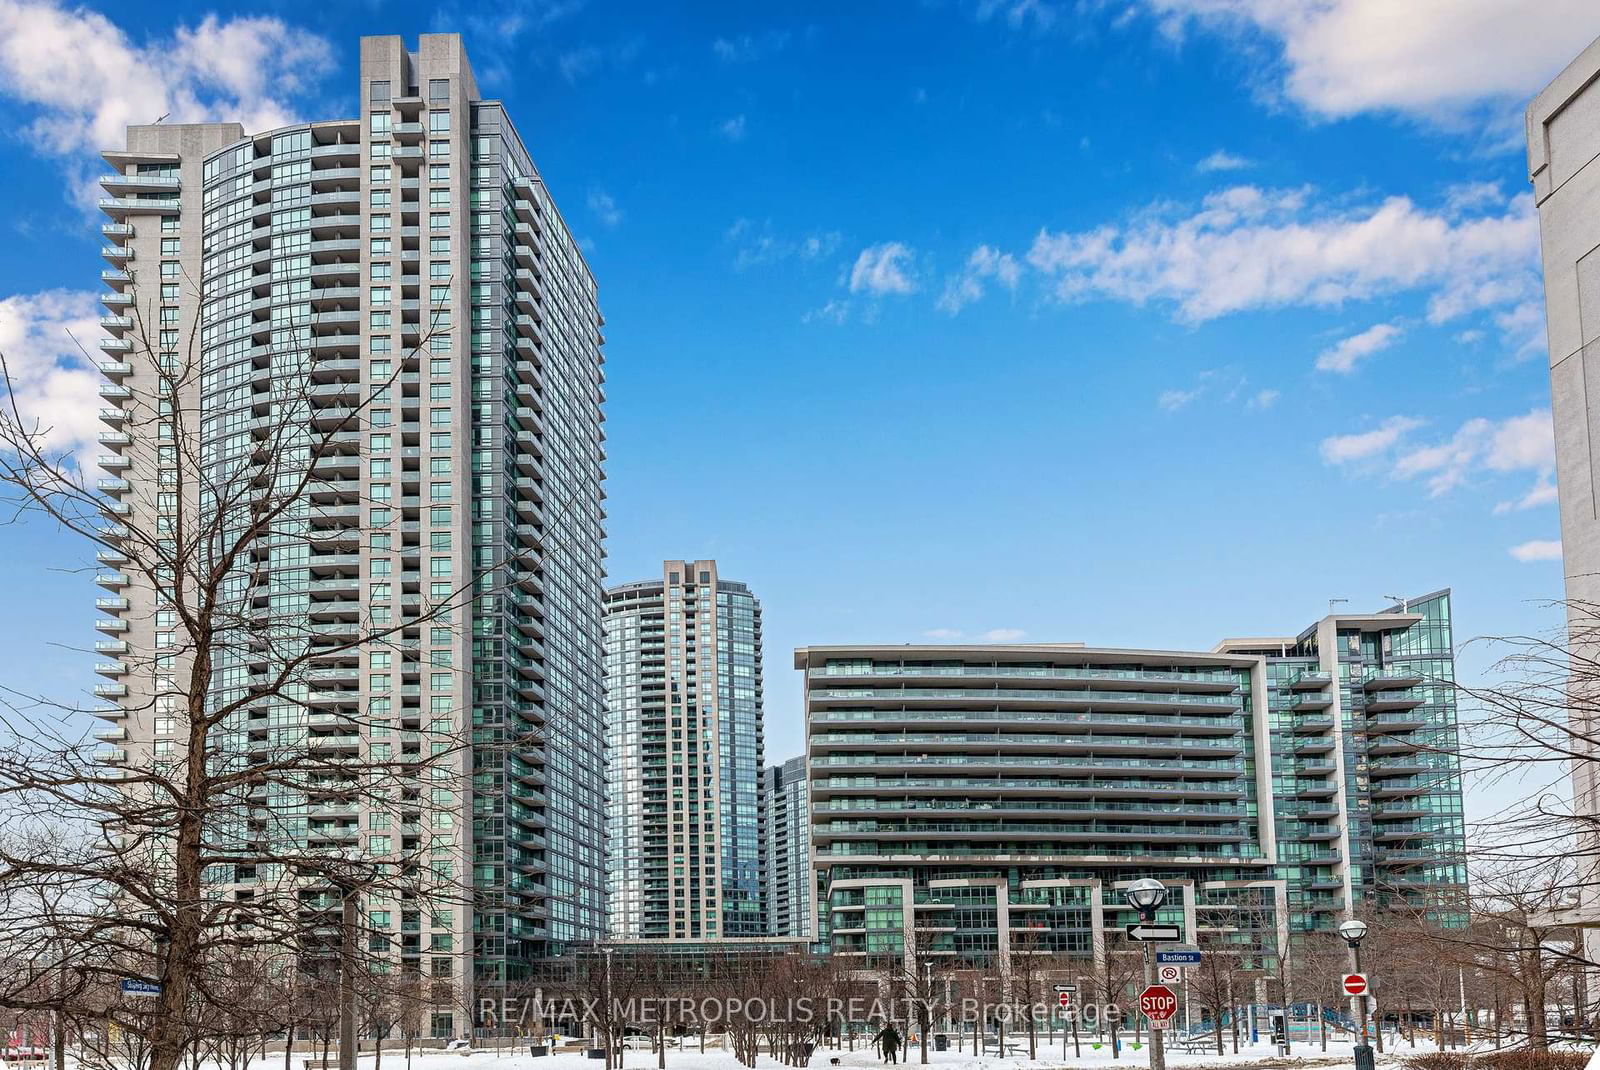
[763,755,811,939]
[92,34,607,1020]
[799,592,1465,967]
[602,560,766,940]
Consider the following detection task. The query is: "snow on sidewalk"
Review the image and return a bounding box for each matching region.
[315,1036,1473,1070]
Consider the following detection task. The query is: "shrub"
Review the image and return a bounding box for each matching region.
[1402,1053,1591,1070]
[1476,1053,1590,1070]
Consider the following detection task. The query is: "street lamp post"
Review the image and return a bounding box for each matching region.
[1338,919,1374,1070]
[1125,879,1168,1070]
[922,960,933,1064]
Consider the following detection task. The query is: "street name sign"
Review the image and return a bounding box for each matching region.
[120,979,160,998]
[1155,950,1201,965]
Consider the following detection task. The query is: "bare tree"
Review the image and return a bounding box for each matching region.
[1184,932,1247,1057]
[1091,946,1142,1059]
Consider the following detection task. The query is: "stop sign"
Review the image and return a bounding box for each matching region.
[1343,973,1368,996]
[1140,984,1178,1023]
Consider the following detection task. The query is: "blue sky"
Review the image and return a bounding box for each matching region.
[0,0,1596,809]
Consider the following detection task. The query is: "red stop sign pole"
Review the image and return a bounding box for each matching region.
[1344,974,1368,996]
[1140,984,1178,1024]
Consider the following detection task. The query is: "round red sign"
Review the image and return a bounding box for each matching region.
[1343,974,1368,996]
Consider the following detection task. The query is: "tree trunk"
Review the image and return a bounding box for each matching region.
[146,645,216,1070]
[1318,1001,1327,1052]
[1229,982,1239,1054]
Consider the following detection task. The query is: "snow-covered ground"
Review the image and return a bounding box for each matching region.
[10,1034,1571,1070]
[273,1034,1500,1070]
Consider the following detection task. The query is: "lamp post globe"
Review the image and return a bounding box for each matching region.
[1338,919,1368,946]
[1125,878,1167,914]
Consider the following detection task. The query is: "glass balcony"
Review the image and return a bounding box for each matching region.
[1363,667,1426,690]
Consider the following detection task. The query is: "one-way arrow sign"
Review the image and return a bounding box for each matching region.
[1125,923,1181,942]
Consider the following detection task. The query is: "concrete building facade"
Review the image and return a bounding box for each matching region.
[796,593,1465,970]
[763,755,811,939]
[603,560,766,940]
[1527,37,1600,946]
[93,33,608,1026]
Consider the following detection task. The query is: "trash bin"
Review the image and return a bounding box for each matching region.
[934,1035,948,1052]
[587,1050,606,1060]
[529,1046,549,1058]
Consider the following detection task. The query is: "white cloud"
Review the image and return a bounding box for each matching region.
[1157,388,1199,412]
[718,114,748,142]
[1156,366,1264,413]
[0,289,103,458]
[1494,477,1559,514]
[1509,539,1562,562]
[849,243,918,296]
[1315,322,1402,374]
[974,0,1060,31]
[0,1,330,162]
[922,628,963,639]
[1025,186,1539,341]
[1327,407,1554,495]
[980,627,1028,642]
[587,189,622,228]
[726,219,842,270]
[1319,416,1422,464]
[712,30,790,63]
[803,299,850,326]
[558,47,600,82]
[1197,149,1253,172]
[1139,0,1600,127]
[1484,408,1557,473]
[936,245,1023,314]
